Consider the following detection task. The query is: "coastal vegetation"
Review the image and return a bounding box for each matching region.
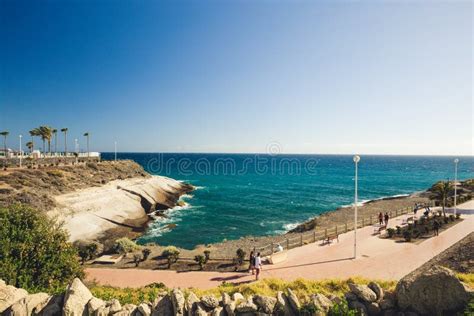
[0,126,91,158]
[431,180,454,217]
[162,246,180,268]
[88,277,397,305]
[113,237,141,254]
[0,204,83,293]
[385,212,463,242]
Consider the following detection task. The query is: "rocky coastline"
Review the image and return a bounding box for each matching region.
[0,160,194,249]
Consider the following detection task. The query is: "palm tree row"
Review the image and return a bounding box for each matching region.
[0,127,89,158]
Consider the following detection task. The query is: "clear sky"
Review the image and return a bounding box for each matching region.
[0,0,472,155]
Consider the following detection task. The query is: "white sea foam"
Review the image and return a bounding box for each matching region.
[340,193,410,208]
[283,222,299,231]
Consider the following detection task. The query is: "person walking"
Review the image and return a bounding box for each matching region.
[378,212,384,226]
[254,252,262,280]
[276,244,283,252]
[433,220,440,236]
[248,251,256,275]
[384,212,389,227]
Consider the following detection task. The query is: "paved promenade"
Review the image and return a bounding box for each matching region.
[86,201,474,289]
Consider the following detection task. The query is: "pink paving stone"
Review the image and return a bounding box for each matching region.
[86,201,474,289]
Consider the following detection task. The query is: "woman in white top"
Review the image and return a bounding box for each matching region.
[254,252,262,280]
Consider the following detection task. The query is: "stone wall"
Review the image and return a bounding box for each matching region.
[0,266,471,316]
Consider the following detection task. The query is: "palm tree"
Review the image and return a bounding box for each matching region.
[0,131,9,158]
[83,132,90,157]
[33,126,53,157]
[431,180,454,217]
[52,128,58,156]
[29,129,38,153]
[26,141,33,153]
[61,128,68,156]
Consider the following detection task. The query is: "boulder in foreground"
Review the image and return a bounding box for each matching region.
[396,265,472,315]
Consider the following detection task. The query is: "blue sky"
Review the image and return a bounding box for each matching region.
[0,1,472,155]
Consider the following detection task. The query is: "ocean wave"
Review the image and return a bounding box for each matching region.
[340,193,410,208]
[283,222,299,232]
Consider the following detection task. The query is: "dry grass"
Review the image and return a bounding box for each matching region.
[90,277,397,305]
[457,273,474,288]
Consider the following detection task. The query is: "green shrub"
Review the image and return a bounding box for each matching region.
[133,254,142,267]
[403,230,412,242]
[443,217,449,224]
[78,248,89,264]
[236,248,246,265]
[86,243,99,259]
[113,238,140,254]
[162,246,180,268]
[449,214,455,222]
[194,255,206,270]
[386,228,396,238]
[456,213,461,219]
[299,302,317,314]
[142,248,152,261]
[328,300,357,316]
[204,250,211,263]
[0,204,83,293]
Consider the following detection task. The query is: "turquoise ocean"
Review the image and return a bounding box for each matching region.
[101,153,473,249]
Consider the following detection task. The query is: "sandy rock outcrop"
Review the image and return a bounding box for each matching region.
[62,278,93,316]
[396,265,472,315]
[253,295,277,314]
[349,283,377,303]
[0,280,28,313]
[170,289,184,316]
[51,176,193,242]
[87,297,105,315]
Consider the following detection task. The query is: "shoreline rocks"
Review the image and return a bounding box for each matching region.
[50,175,194,244]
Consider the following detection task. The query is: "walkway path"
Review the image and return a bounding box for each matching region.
[86,201,474,289]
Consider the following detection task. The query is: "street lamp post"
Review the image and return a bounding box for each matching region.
[353,155,360,259]
[114,141,117,162]
[74,139,78,164]
[19,135,22,168]
[454,158,459,216]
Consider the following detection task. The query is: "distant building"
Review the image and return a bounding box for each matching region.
[0,148,12,158]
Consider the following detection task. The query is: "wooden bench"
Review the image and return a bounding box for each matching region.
[322,234,339,245]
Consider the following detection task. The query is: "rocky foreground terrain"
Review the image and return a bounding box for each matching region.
[0,265,472,316]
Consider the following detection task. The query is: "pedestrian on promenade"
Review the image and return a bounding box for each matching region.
[248,251,256,275]
[378,212,384,226]
[433,220,440,236]
[255,252,262,280]
[384,212,389,227]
